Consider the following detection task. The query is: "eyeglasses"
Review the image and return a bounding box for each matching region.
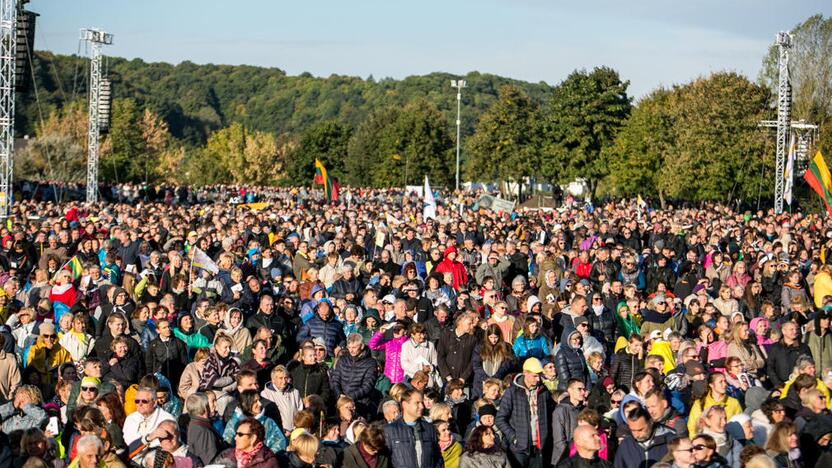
[235,431,252,438]
[578,323,588,327]
[675,448,696,453]
[134,399,151,405]
[81,386,98,392]
[692,445,707,451]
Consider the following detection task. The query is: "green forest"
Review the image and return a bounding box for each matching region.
[14,14,832,204]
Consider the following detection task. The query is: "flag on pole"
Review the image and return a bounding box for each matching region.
[784,141,795,206]
[423,175,437,220]
[314,159,337,202]
[803,151,832,215]
[62,256,84,280]
[191,247,219,274]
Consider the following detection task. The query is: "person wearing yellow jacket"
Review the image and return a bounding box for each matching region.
[687,372,743,436]
[814,265,832,309]
[25,322,72,389]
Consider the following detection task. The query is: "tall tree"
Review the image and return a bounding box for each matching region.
[465,85,541,185]
[100,98,145,184]
[541,67,631,196]
[286,121,352,185]
[606,88,674,205]
[16,101,88,182]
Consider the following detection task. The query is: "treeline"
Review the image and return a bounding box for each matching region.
[15,14,832,204]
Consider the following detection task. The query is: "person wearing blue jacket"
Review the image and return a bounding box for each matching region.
[513,317,550,360]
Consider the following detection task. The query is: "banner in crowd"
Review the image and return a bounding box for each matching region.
[477,194,515,213]
[191,247,219,274]
[804,151,832,216]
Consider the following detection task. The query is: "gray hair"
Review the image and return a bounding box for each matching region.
[347,333,364,345]
[136,386,156,399]
[795,355,816,373]
[186,393,210,417]
[382,400,399,412]
[76,435,103,454]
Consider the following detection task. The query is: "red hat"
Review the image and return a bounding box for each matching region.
[444,245,457,256]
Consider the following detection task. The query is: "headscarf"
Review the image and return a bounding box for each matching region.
[614,302,641,339]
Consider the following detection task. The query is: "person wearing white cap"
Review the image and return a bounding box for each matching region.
[496,358,553,468]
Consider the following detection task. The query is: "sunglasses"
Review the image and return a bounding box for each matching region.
[42,334,57,339]
[81,386,98,392]
[134,399,151,405]
[692,445,707,451]
[235,431,252,437]
[611,399,622,405]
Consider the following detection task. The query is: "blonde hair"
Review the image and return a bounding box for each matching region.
[800,388,822,408]
[428,402,452,422]
[291,432,319,460]
[389,384,409,402]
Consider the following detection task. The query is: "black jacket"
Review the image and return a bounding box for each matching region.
[288,361,332,406]
[611,348,645,390]
[558,455,612,468]
[145,336,189,387]
[246,310,287,336]
[613,425,674,468]
[555,328,589,391]
[104,353,142,388]
[187,416,223,466]
[383,418,443,468]
[437,329,477,383]
[496,374,553,456]
[330,348,378,405]
[767,340,812,388]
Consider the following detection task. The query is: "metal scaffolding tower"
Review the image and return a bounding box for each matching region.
[759,31,819,213]
[81,28,112,204]
[773,32,791,214]
[0,0,16,218]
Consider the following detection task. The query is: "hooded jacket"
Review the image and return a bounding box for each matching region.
[495,374,552,456]
[173,314,211,354]
[260,382,303,431]
[434,246,468,291]
[556,327,589,391]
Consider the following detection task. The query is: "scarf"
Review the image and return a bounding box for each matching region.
[526,384,541,449]
[702,429,729,456]
[236,441,263,468]
[357,441,378,468]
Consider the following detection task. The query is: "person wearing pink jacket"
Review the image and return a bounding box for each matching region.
[368,321,409,384]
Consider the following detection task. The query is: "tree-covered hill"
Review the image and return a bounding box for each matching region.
[18,51,554,145]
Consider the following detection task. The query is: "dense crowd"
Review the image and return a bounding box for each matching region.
[3,185,832,468]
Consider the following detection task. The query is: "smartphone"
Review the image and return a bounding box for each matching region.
[46,416,59,434]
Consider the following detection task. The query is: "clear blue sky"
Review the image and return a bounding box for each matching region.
[32,0,830,97]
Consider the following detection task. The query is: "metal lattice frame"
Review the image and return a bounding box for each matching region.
[0,0,16,218]
[774,31,792,215]
[82,28,112,204]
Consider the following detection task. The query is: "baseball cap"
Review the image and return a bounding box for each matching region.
[522,358,544,374]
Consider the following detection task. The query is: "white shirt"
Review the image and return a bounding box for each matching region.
[122,406,175,448]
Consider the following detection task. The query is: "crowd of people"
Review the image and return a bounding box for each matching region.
[2,184,832,468]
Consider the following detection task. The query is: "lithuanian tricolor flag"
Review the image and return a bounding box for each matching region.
[63,256,84,280]
[804,151,832,215]
[314,159,338,202]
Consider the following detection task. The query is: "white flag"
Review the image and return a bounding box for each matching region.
[784,142,795,205]
[423,175,437,220]
[191,247,219,274]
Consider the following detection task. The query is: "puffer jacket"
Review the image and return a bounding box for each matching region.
[368,330,408,384]
[611,348,644,389]
[495,374,552,456]
[296,313,347,357]
[459,451,509,468]
[0,401,47,434]
[330,347,378,405]
[24,337,72,388]
[588,307,617,346]
[555,327,588,391]
[384,418,444,468]
[612,424,674,468]
[512,333,551,360]
[289,361,332,406]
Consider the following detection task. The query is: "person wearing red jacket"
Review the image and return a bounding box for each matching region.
[572,250,593,280]
[435,245,468,291]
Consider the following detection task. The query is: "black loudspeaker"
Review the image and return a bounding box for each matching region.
[98,78,112,134]
[15,9,37,93]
